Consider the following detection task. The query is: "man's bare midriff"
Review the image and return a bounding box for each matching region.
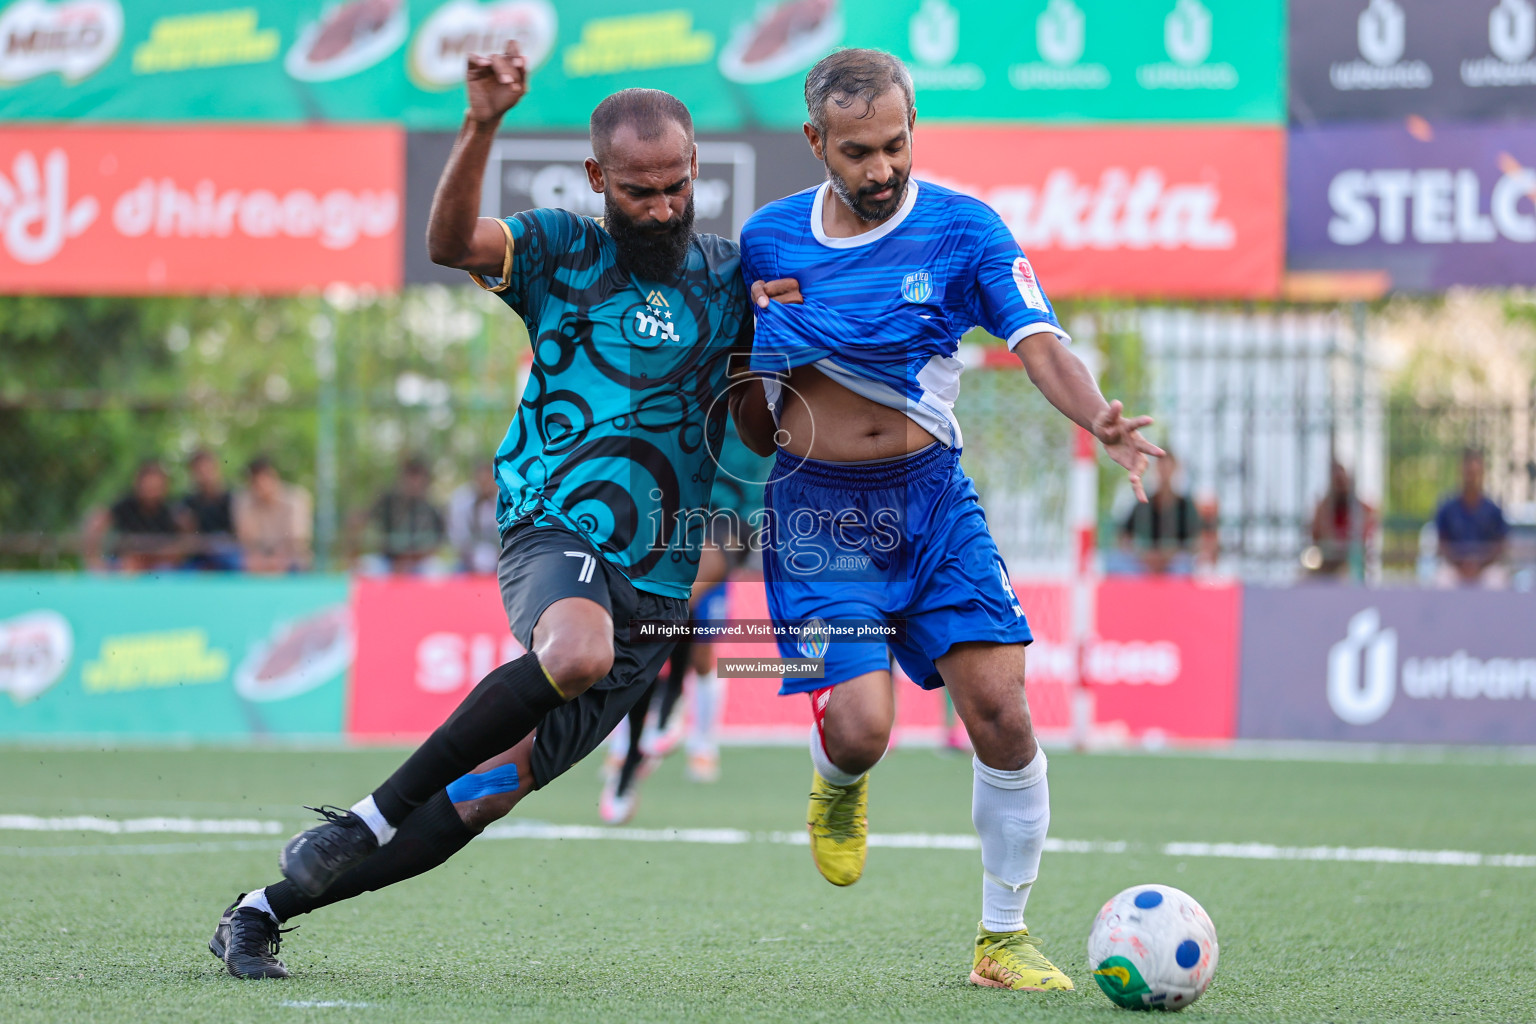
[776,364,941,462]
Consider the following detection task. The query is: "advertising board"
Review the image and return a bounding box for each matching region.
[0,127,403,294]
[0,1,1284,127]
[915,126,1285,298]
[0,575,351,739]
[1288,119,1536,290]
[1238,587,1536,744]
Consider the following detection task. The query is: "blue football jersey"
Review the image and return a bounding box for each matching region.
[739,179,1069,448]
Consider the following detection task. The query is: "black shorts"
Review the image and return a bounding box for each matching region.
[496,517,689,789]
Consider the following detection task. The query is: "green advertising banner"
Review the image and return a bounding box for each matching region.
[0,575,352,739]
[0,0,1283,127]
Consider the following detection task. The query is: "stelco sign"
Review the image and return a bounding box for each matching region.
[1288,119,1536,290]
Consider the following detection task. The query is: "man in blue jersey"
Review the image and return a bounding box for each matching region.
[207,42,759,979]
[733,49,1163,993]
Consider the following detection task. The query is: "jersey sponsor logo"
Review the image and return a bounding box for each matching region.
[1011,256,1049,313]
[900,268,933,303]
[627,299,681,343]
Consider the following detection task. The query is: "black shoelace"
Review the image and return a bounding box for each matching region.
[300,804,373,870]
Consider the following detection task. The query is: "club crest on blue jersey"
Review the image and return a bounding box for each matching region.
[900,269,933,304]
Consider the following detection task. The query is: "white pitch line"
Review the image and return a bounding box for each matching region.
[0,839,279,857]
[0,814,286,835]
[2,814,1531,869]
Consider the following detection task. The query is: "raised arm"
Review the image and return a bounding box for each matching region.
[427,40,530,273]
[1014,332,1164,503]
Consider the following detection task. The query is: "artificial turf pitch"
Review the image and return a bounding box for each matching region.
[1,745,1531,1023]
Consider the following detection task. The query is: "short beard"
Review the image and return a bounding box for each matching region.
[604,192,696,281]
[826,164,908,223]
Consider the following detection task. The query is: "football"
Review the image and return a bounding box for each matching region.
[1087,884,1219,1011]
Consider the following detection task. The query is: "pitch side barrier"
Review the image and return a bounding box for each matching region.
[2,576,1531,745]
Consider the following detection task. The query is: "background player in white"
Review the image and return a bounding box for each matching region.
[734,49,1162,993]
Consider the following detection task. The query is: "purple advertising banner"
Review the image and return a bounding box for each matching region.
[1238,587,1536,744]
[1288,119,1536,290]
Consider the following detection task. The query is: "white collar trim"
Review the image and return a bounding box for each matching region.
[810,180,920,249]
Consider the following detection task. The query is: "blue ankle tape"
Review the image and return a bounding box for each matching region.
[445,763,521,803]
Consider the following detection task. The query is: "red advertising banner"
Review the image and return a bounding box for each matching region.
[0,128,402,294]
[347,576,524,741]
[347,575,1239,743]
[713,577,1241,743]
[1089,577,1242,743]
[914,126,1284,299]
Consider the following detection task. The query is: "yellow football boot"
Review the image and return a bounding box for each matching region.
[970,923,1074,991]
[805,770,868,886]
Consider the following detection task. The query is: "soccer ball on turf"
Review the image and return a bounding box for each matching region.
[1086,884,1218,1011]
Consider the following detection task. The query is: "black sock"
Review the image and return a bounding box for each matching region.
[372,651,563,825]
[617,683,656,795]
[265,790,475,922]
[655,634,691,730]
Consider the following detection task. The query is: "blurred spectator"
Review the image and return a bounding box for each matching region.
[446,462,501,574]
[177,448,238,571]
[1304,461,1376,578]
[353,456,445,574]
[81,459,184,573]
[234,456,313,574]
[1117,452,1202,575]
[1434,448,1508,587]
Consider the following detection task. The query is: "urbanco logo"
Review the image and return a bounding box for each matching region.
[1327,607,1397,725]
[1136,0,1236,91]
[1164,0,1211,67]
[1330,0,1431,91]
[1462,0,1536,88]
[1038,0,1084,67]
[1358,0,1404,67]
[1010,0,1108,91]
[907,0,982,90]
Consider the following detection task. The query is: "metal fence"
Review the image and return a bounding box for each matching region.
[4,293,1532,581]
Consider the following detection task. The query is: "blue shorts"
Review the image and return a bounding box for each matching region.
[762,443,1032,695]
[694,580,729,623]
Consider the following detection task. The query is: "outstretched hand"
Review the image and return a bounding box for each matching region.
[751,278,803,308]
[1093,400,1165,502]
[466,39,528,124]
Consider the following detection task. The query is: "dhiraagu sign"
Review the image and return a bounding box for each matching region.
[0,576,352,739]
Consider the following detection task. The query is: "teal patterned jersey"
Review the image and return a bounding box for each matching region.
[476,208,751,599]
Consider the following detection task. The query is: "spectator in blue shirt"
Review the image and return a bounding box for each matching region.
[1435,449,1508,587]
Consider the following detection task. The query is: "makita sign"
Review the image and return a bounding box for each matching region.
[1239,588,1536,744]
[916,126,1282,298]
[1292,0,1536,122]
[1289,120,1536,289]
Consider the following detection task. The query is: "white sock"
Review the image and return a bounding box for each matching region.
[687,671,724,757]
[973,749,1049,933]
[238,887,280,924]
[349,794,397,845]
[809,725,866,787]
